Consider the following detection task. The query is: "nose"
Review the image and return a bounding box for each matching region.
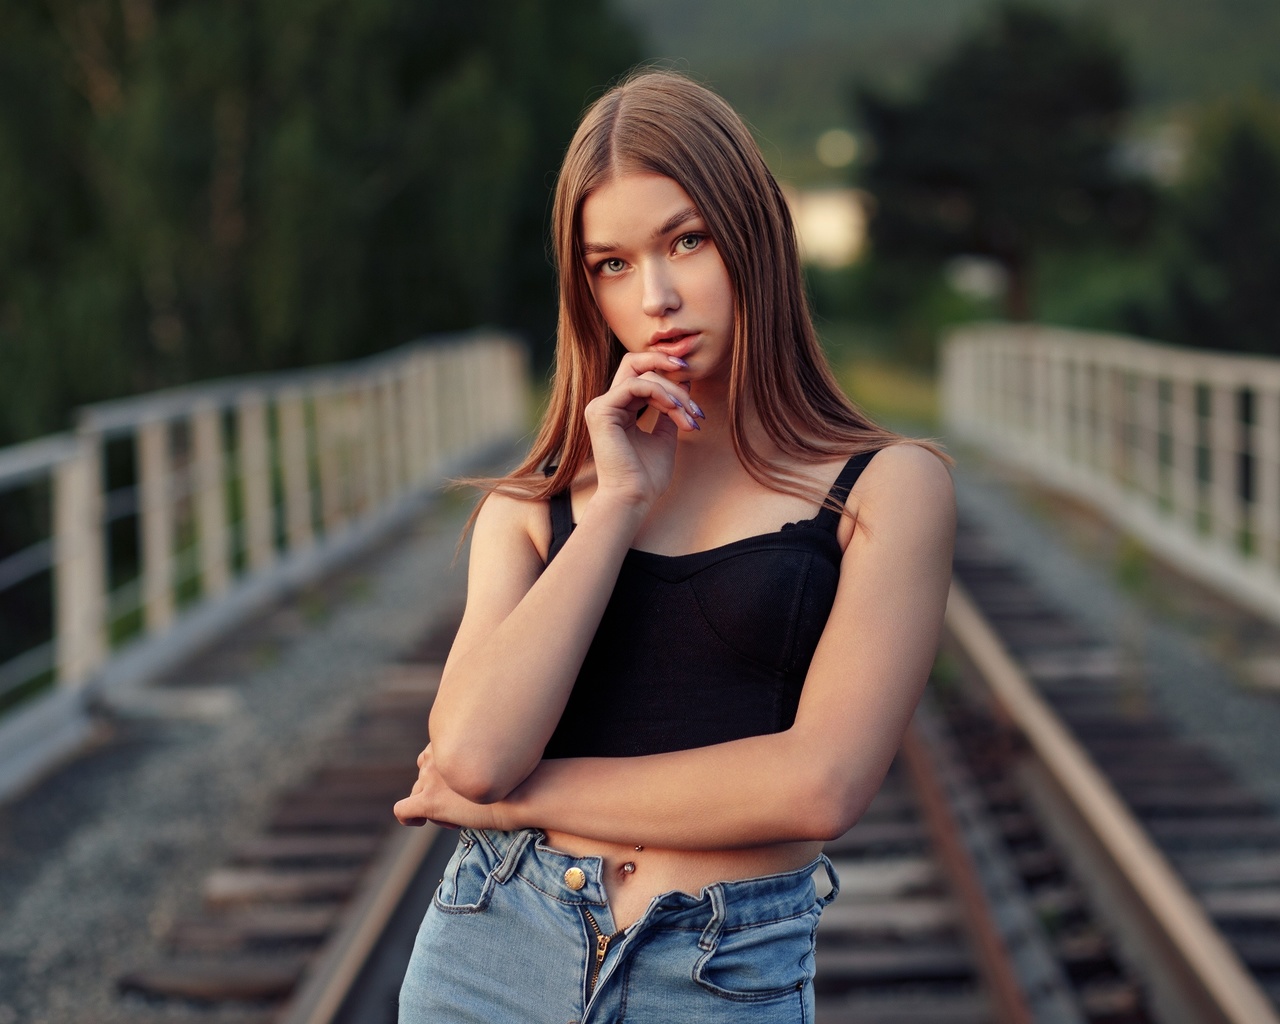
[640,261,680,318]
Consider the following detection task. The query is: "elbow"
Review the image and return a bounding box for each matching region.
[796,766,873,842]
[430,733,524,805]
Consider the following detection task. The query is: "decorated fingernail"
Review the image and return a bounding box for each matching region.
[686,413,700,430]
[689,400,705,419]
[668,356,689,368]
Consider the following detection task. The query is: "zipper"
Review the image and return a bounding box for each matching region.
[583,908,625,995]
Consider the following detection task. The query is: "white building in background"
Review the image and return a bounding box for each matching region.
[784,187,868,268]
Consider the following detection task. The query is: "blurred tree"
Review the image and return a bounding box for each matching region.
[0,1,639,447]
[1125,97,1280,354]
[855,1,1150,320]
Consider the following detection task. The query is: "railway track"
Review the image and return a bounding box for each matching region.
[113,519,1280,1024]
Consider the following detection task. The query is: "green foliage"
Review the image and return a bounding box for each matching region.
[618,0,1280,185]
[0,1,639,447]
[855,2,1150,321]
[811,260,997,369]
[1125,96,1280,354]
[1034,241,1169,333]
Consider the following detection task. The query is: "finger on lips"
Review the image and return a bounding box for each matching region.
[613,352,690,385]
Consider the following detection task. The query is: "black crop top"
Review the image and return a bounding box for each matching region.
[541,450,879,758]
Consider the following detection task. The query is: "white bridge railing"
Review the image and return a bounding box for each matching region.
[0,331,527,795]
[942,323,1280,626]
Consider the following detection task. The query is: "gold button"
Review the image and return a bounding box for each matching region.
[563,867,587,891]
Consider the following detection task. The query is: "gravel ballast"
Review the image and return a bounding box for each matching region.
[0,499,471,1024]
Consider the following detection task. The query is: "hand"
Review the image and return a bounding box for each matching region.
[584,352,702,511]
[393,744,503,830]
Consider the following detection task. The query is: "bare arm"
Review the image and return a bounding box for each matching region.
[428,352,699,801]
[399,445,956,846]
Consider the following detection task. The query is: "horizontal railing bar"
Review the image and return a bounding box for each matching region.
[0,539,54,593]
[944,320,1280,636]
[76,333,473,438]
[0,330,527,801]
[103,486,140,524]
[0,434,78,489]
[106,577,145,625]
[0,641,54,701]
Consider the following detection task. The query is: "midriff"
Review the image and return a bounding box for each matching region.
[542,829,823,930]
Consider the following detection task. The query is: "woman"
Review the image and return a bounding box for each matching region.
[394,70,955,1022]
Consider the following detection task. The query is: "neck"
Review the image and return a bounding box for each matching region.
[670,382,768,481]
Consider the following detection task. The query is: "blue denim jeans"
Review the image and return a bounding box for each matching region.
[399,828,839,1023]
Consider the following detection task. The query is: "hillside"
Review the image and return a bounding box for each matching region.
[613,0,1280,183]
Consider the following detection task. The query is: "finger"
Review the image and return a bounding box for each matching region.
[635,371,704,421]
[591,376,685,418]
[649,408,681,441]
[632,376,699,432]
[393,796,427,826]
[592,378,699,431]
[611,351,690,387]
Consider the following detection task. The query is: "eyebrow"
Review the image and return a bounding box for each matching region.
[581,207,702,257]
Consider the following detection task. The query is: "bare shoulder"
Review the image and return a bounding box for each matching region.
[844,444,956,550]
[471,487,552,565]
[863,443,953,499]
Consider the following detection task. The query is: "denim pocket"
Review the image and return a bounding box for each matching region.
[692,906,820,1001]
[433,829,498,914]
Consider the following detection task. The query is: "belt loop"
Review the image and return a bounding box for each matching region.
[815,853,841,907]
[698,884,727,951]
[493,829,534,884]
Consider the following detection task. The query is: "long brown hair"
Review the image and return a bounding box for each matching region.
[465,69,941,519]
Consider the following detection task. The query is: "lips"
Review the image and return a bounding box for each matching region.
[649,331,699,358]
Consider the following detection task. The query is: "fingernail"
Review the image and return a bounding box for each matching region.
[668,356,689,368]
[689,400,705,419]
[687,413,700,430]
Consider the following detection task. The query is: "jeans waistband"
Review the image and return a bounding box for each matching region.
[464,828,839,932]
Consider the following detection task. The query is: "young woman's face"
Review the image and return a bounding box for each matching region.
[579,172,735,389]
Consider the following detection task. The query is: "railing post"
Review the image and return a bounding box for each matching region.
[238,391,276,573]
[1044,347,1065,471]
[1210,381,1239,552]
[506,338,530,438]
[1169,375,1197,532]
[1030,342,1050,458]
[53,434,106,687]
[277,386,314,554]
[138,417,175,634]
[400,359,426,489]
[467,343,485,452]
[355,380,379,514]
[379,372,402,501]
[192,401,231,599]
[1069,356,1088,473]
[418,350,441,479]
[1137,368,1161,504]
[1257,383,1280,570]
[315,383,347,536]
[1119,366,1136,492]
[436,346,459,463]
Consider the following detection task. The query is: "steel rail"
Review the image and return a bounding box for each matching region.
[944,578,1280,1024]
[274,821,441,1024]
[900,716,1037,1024]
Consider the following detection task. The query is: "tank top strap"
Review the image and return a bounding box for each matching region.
[544,467,575,563]
[812,449,881,533]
